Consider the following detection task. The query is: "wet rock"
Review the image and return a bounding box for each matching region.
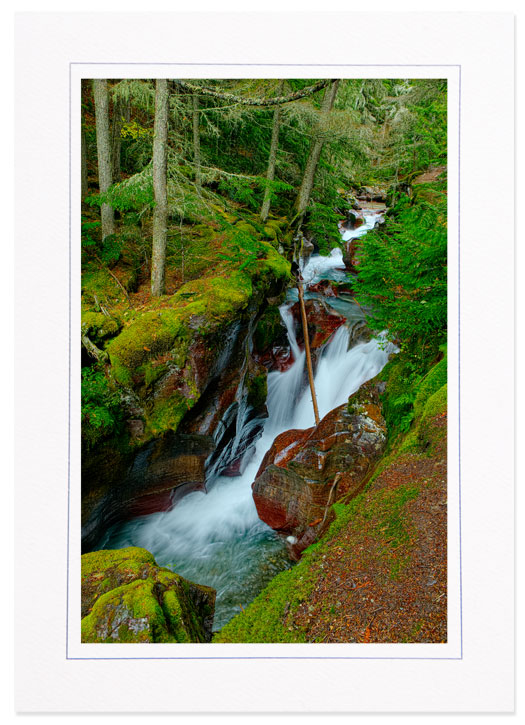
[291,299,345,349]
[81,431,214,552]
[252,381,387,556]
[343,238,362,271]
[81,547,216,643]
[344,208,365,230]
[253,305,288,356]
[307,279,338,297]
[357,185,388,202]
[300,238,315,262]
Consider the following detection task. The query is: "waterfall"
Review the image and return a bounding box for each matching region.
[96,214,395,630]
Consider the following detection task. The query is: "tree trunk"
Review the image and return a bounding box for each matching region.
[92,79,115,240]
[297,281,320,426]
[81,333,109,364]
[111,94,122,184]
[192,93,201,189]
[294,80,340,225]
[260,80,284,223]
[81,121,88,202]
[151,79,169,297]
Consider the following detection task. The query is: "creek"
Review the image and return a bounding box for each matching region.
[96,208,394,631]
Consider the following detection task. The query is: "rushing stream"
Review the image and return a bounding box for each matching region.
[97,209,394,631]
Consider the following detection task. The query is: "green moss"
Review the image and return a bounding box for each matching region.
[81,546,156,579]
[81,547,214,643]
[234,221,257,234]
[257,243,291,283]
[263,224,278,240]
[161,588,191,643]
[81,579,167,643]
[145,392,194,438]
[92,226,289,442]
[253,305,283,352]
[414,383,447,450]
[108,249,284,380]
[82,266,122,302]
[412,352,447,419]
[246,372,267,410]
[214,565,313,643]
[107,308,188,378]
[81,310,122,343]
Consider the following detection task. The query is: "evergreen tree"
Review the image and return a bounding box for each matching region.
[151,79,169,297]
[92,79,115,240]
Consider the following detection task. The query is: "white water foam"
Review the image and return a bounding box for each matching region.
[340,210,383,242]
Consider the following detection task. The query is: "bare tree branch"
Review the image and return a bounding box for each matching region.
[171,79,333,107]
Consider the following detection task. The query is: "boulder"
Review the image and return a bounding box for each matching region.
[290,299,345,349]
[81,431,214,552]
[252,381,387,556]
[81,547,216,643]
[343,238,365,271]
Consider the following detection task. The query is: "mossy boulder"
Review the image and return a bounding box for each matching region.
[263,224,278,240]
[81,310,123,344]
[105,239,290,442]
[234,221,257,235]
[81,547,215,643]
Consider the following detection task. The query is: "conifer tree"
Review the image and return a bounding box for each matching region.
[151,79,169,297]
[294,80,340,226]
[260,80,284,222]
[92,79,115,240]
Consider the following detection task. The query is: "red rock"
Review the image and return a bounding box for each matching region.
[307,280,339,297]
[252,381,387,556]
[290,299,345,349]
[256,427,314,477]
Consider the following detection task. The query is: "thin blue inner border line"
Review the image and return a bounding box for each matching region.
[68,63,462,660]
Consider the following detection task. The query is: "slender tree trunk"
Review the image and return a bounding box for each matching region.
[294,80,340,224]
[81,121,88,201]
[297,281,320,426]
[260,80,284,223]
[92,79,115,240]
[192,93,201,189]
[151,79,169,297]
[111,94,122,183]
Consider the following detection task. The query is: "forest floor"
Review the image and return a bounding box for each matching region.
[290,418,447,643]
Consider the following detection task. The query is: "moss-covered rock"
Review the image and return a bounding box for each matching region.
[253,305,285,353]
[104,237,290,442]
[246,371,268,411]
[81,310,123,344]
[234,221,257,235]
[81,547,215,643]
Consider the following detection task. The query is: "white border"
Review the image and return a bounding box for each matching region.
[15,12,514,712]
[68,62,461,663]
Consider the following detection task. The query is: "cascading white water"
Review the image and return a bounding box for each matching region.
[97,211,394,631]
[339,210,384,242]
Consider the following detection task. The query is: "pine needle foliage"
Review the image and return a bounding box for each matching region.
[352,183,447,360]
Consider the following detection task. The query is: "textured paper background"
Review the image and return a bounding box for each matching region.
[14,11,514,713]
